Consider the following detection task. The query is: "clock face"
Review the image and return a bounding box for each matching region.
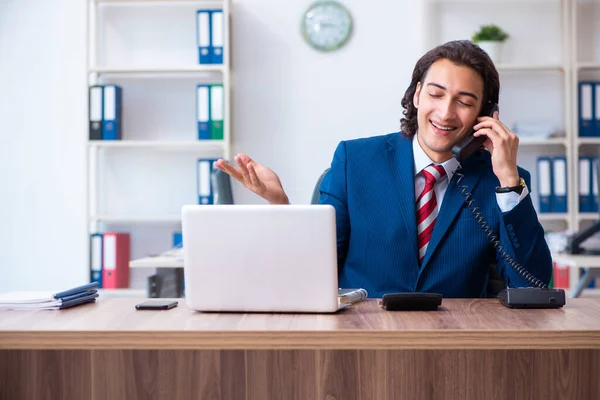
[301,1,353,52]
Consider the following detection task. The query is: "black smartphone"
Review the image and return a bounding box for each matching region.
[451,102,499,162]
[135,300,178,310]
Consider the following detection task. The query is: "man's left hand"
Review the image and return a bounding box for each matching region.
[472,111,520,187]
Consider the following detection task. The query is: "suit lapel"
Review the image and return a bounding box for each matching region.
[419,154,486,269]
[385,134,419,267]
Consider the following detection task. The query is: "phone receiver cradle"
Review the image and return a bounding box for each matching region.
[380,293,442,311]
[497,287,565,309]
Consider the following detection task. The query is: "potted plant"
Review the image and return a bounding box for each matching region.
[471,24,509,63]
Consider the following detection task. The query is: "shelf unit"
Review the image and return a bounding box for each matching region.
[423,0,588,231]
[425,0,600,292]
[571,0,600,232]
[86,0,232,290]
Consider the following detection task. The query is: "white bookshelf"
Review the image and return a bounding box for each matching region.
[571,0,600,237]
[424,0,573,230]
[89,65,226,74]
[86,0,232,290]
[88,140,227,150]
[495,64,565,72]
[538,213,570,222]
[90,215,182,223]
[519,138,568,146]
[424,0,600,292]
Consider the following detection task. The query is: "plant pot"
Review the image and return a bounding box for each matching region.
[477,41,502,63]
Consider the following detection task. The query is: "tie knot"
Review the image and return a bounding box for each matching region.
[422,164,446,185]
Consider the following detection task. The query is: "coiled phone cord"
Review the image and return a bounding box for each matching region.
[454,169,548,289]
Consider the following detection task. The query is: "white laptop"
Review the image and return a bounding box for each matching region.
[182,204,365,313]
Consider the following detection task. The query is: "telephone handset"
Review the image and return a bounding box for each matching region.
[450,102,566,308]
[451,102,499,162]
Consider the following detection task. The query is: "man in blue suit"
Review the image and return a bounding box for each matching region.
[215,40,552,298]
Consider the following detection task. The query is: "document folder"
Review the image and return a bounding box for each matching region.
[210,84,224,140]
[89,85,104,140]
[197,10,212,64]
[552,157,567,213]
[537,157,553,213]
[0,282,99,310]
[211,10,224,64]
[197,159,216,204]
[102,85,122,140]
[90,233,103,288]
[197,85,211,140]
[579,82,594,137]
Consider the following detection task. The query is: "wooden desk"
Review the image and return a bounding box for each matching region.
[1,299,599,400]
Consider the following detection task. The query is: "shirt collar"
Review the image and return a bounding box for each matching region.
[412,133,460,182]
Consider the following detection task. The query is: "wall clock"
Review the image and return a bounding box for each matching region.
[301,1,353,52]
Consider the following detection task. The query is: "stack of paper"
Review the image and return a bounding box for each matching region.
[0,282,99,310]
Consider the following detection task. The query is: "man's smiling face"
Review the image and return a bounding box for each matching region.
[413,58,484,163]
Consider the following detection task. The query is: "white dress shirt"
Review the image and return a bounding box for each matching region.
[412,134,529,213]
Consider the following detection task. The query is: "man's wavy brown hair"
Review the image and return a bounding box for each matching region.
[400,40,500,138]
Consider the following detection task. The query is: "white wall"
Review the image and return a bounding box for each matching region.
[0,0,88,292]
[231,0,425,205]
[0,0,425,292]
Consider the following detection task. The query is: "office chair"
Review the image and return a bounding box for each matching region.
[212,168,234,205]
[309,168,506,298]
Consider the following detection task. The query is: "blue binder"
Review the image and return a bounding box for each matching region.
[173,232,182,247]
[593,157,599,213]
[537,157,553,213]
[197,10,212,64]
[197,159,217,204]
[102,85,122,140]
[552,157,567,213]
[579,157,593,213]
[211,10,224,64]
[196,84,211,139]
[579,82,595,137]
[595,82,600,137]
[89,233,103,288]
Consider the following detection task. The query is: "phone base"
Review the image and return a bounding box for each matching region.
[497,288,565,309]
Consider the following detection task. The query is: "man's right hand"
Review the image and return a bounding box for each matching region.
[214,154,290,205]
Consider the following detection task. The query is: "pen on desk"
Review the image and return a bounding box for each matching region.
[338,288,368,304]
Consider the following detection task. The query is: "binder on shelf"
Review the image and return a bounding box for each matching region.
[211,10,224,64]
[198,159,217,204]
[102,232,130,289]
[173,232,182,247]
[89,85,104,140]
[196,10,212,64]
[90,233,103,288]
[537,157,553,213]
[593,156,599,213]
[579,82,594,137]
[210,84,224,140]
[196,84,211,140]
[102,85,122,140]
[552,262,569,289]
[579,157,593,212]
[595,82,600,137]
[552,157,567,213]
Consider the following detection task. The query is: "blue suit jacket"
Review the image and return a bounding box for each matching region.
[318,132,552,298]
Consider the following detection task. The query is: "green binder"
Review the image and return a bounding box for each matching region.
[210,84,224,140]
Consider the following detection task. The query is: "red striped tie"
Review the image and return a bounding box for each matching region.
[416,164,446,264]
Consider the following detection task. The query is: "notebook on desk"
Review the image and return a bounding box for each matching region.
[181,204,367,313]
